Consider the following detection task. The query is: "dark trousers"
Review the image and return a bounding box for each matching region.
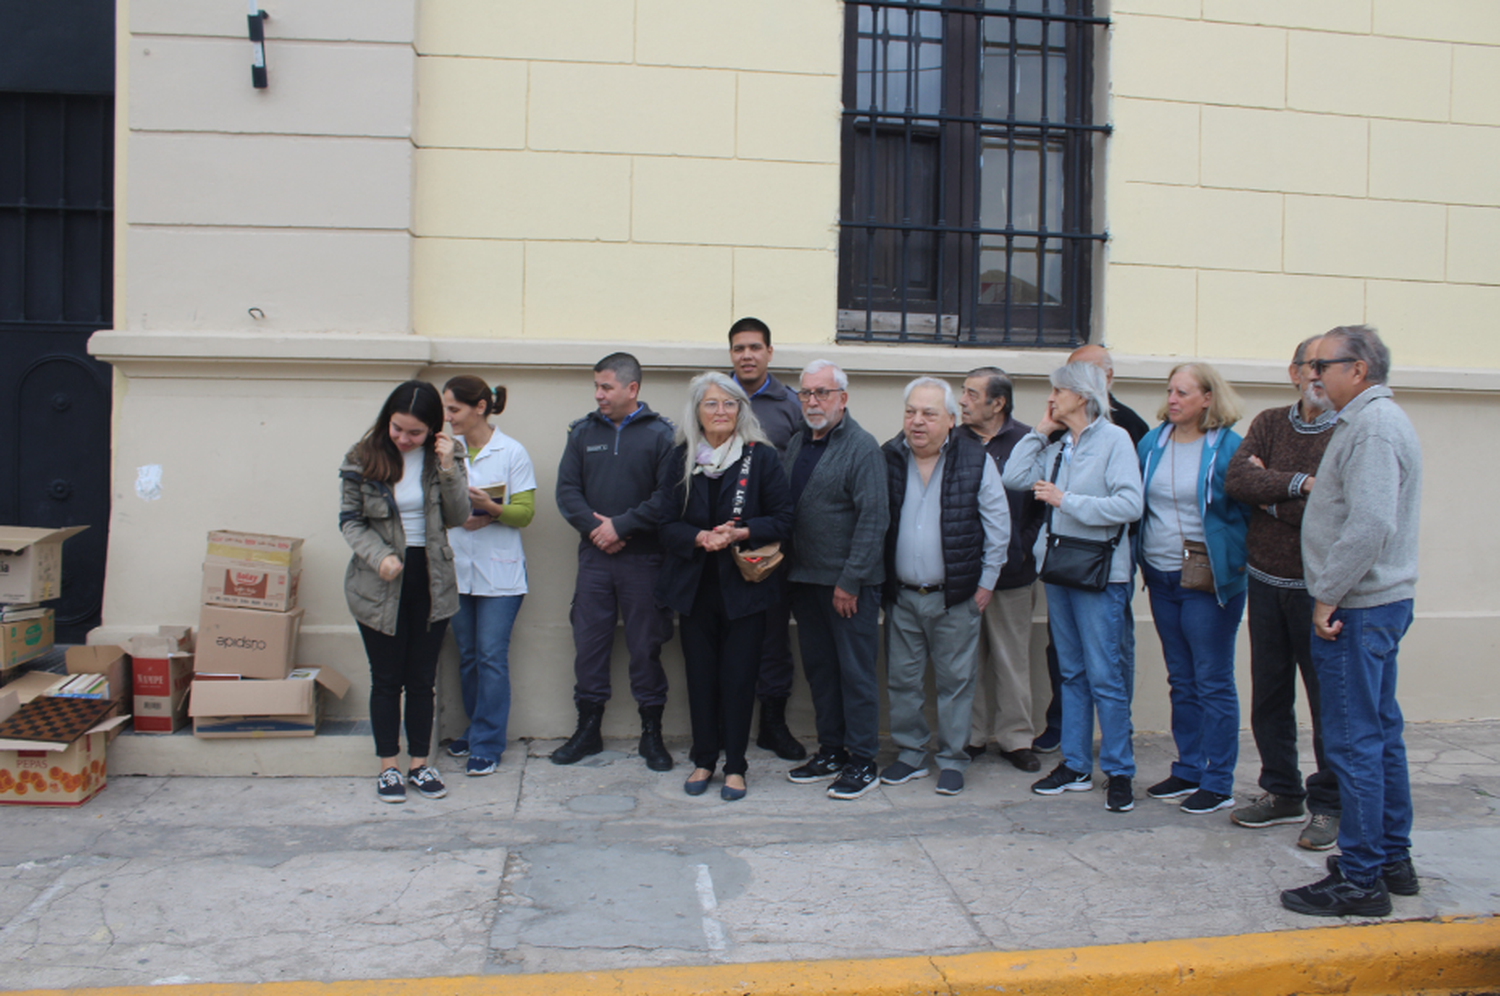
[1247,577,1341,814]
[755,598,795,698]
[790,582,881,762]
[681,563,765,776]
[359,546,448,760]
[569,544,672,707]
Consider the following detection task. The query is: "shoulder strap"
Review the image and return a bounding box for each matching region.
[730,444,755,521]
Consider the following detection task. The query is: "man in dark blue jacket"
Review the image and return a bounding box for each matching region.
[728,317,808,761]
[552,352,678,771]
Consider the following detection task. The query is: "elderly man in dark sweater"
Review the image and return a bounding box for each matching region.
[782,360,890,800]
[1224,334,1341,850]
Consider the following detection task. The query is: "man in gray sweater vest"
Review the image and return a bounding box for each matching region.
[1281,326,1423,919]
[782,360,890,800]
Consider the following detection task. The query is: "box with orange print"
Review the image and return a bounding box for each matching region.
[0,688,130,807]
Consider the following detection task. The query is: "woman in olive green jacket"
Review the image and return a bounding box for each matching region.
[339,380,469,804]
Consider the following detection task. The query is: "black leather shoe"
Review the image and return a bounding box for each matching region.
[638,704,674,772]
[550,702,605,765]
[755,697,808,761]
[997,747,1041,772]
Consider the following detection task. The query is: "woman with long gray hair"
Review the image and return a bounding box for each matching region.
[656,372,794,801]
[1002,361,1144,814]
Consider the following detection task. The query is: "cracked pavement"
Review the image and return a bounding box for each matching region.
[2,722,1497,988]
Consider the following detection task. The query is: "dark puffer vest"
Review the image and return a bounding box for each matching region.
[881,430,987,609]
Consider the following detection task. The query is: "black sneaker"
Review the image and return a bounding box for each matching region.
[963,743,987,760]
[1104,775,1134,812]
[376,767,406,804]
[879,760,929,785]
[445,738,470,758]
[934,769,964,796]
[788,749,848,784]
[1180,789,1235,814]
[408,765,448,799]
[1032,763,1092,795]
[1147,775,1199,799]
[827,758,878,800]
[1031,728,1061,753]
[1327,855,1420,897]
[1282,866,1392,917]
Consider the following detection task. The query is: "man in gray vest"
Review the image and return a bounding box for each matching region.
[1281,326,1422,918]
[879,378,1010,798]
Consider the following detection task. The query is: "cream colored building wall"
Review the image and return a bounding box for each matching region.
[409,0,843,344]
[94,1,1500,748]
[1105,0,1500,366]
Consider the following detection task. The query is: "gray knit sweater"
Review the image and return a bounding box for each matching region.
[1302,385,1422,609]
[782,412,889,591]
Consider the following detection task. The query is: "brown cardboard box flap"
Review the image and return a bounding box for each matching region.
[0,525,89,553]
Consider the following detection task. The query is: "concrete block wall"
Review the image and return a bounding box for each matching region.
[410,0,844,343]
[1104,0,1500,367]
[120,0,417,334]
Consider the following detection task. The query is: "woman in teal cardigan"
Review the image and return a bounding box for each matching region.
[1135,362,1252,817]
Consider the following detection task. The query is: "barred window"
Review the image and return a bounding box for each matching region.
[837,0,1107,348]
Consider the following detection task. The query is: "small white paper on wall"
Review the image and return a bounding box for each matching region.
[135,464,163,501]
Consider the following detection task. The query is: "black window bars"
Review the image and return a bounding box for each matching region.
[838,0,1109,348]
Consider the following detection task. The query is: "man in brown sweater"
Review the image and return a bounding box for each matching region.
[1223,334,1340,849]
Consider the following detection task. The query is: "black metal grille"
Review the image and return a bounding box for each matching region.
[838,0,1107,348]
[0,92,115,330]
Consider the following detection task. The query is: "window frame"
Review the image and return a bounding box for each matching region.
[836,0,1109,348]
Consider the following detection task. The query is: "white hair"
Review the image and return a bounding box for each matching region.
[800,359,848,391]
[674,372,770,507]
[903,376,958,417]
[1049,361,1112,423]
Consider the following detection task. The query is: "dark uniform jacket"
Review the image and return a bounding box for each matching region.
[554,403,677,555]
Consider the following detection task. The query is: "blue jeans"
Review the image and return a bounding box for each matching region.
[1312,599,1414,886]
[1046,582,1134,779]
[450,593,523,762]
[1142,564,1245,796]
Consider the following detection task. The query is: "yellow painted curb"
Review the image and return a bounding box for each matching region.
[12,915,1499,996]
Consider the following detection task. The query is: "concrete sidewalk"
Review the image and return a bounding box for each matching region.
[2,721,1498,990]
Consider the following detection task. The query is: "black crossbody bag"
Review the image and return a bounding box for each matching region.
[1037,448,1125,592]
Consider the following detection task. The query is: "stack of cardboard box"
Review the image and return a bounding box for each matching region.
[0,526,88,673]
[0,668,129,806]
[189,531,348,736]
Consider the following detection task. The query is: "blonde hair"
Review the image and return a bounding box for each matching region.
[1157,362,1243,431]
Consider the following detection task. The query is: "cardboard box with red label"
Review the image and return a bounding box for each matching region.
[201,559,300,612]
[189,666,350,738]
[131,653,194,734]
[195,605,303,680]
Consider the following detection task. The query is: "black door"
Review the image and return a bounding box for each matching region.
[1,0,116,642]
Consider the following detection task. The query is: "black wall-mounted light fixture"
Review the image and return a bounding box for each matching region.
[247,3,269,88]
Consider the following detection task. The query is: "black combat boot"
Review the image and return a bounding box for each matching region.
[637,704,674,772]
[755,696,807,761]
[550,701,605,765]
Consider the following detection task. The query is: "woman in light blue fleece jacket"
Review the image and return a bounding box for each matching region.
[1003,361,1143,813]
[1135,362,1252,817]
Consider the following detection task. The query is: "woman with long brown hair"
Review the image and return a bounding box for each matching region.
[339,380,469,803]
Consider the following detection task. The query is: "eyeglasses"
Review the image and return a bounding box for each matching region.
[1309,357,1358,375]
[699,399,740,412]
[796,387,843,401]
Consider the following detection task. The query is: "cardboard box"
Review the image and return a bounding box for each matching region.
[1,610,54,669]
[0,689,130,806]
[128,627,193,659]
[66,646,130,708]
[0,526,89,604]
[195,605,303,679]
[129,651,194,733]
[205,530,303,569]
[189,666,351,738]
[201,559,300,612]
[0,671,68,701]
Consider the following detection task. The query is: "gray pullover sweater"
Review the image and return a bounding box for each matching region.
[1002,418,1144,584]
[1302,385,1422,609]
[782,412,889,591]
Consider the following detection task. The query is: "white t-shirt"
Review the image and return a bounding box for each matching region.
[393,448,426,547]
[449,428,537,596]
